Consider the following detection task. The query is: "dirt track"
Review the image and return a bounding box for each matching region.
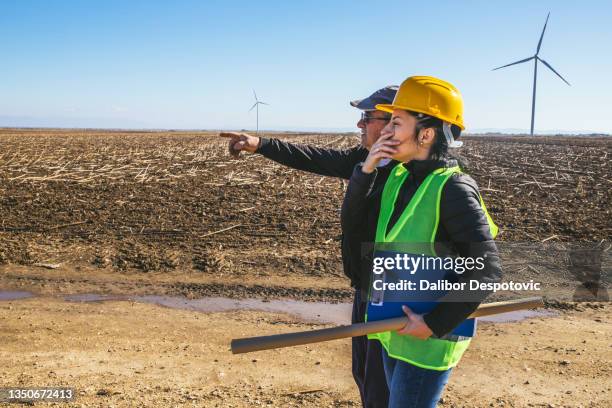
[0,129,610,407]
[1,296,610,407]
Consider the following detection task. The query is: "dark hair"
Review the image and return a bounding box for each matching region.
[407,111,464,164]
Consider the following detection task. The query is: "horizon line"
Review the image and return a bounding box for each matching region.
[0,126,610,137]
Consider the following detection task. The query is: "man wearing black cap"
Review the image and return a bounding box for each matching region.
[350,86,398,155]
[221,86,397,407]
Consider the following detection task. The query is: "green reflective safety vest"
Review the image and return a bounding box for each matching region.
[367,164,498,371]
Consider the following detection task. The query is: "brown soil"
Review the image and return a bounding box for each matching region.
[0,129,609,278]
[0,296,609,407]
[0,129,611,407]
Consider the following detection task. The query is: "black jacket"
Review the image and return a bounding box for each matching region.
[341,159,503,338]
[257,137,368,179]
[256,137,369,287]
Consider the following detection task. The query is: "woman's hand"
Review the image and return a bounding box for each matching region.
[396,305,433,339]
[361,131,399,174]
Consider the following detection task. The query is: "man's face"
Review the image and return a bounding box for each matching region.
[357,110,391,149]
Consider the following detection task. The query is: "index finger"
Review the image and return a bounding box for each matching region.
[219,132,241,138]
[396,322,414,336]
[378,131,395,142]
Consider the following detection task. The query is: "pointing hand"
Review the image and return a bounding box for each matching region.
[219,132,260,158]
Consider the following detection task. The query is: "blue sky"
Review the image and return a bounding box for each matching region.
[1,0,611,133]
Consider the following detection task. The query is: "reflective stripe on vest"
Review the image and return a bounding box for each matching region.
[368,164,498,371]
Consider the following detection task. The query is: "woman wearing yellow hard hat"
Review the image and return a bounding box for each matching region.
[341,76,502,407]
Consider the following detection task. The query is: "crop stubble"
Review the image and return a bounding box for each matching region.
[0,129,609,290]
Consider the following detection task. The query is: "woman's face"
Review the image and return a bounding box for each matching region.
[381,109,420,162]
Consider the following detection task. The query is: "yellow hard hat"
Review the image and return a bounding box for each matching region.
[376,76,465,130]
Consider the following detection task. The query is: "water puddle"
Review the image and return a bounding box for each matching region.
[0,291,34,301]
[478,309,556,323]
[76,295,554,324]
[68,294,353,325]
[1,290,554,325]
[63,293,131,302]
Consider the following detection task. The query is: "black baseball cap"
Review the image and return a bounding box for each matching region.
[350,85,399,111]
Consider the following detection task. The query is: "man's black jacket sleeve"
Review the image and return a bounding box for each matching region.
[341,164,378,234]
[257,137,368,179]
[423,174,503,338]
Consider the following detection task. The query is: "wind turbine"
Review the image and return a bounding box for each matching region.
[249,90,269,135]
[493,12,570,136]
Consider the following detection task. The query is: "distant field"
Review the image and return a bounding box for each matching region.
[0,129,610,281]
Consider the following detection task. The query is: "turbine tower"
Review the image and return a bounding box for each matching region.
[493,12,570,136]
[249,90,269,135]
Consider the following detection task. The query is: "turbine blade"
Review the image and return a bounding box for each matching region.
[538,57,571,86]
[253,89,258,101]
[536,12,550,54]
[492,56,535,71]
[249,102,258,111]
[259,102,269,106]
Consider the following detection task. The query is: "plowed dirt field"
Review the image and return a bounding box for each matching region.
[0,129,610,407]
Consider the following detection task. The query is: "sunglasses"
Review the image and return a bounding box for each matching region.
[361,112,391,124]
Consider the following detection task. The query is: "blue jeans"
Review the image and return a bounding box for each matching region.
[382,348,452,408]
